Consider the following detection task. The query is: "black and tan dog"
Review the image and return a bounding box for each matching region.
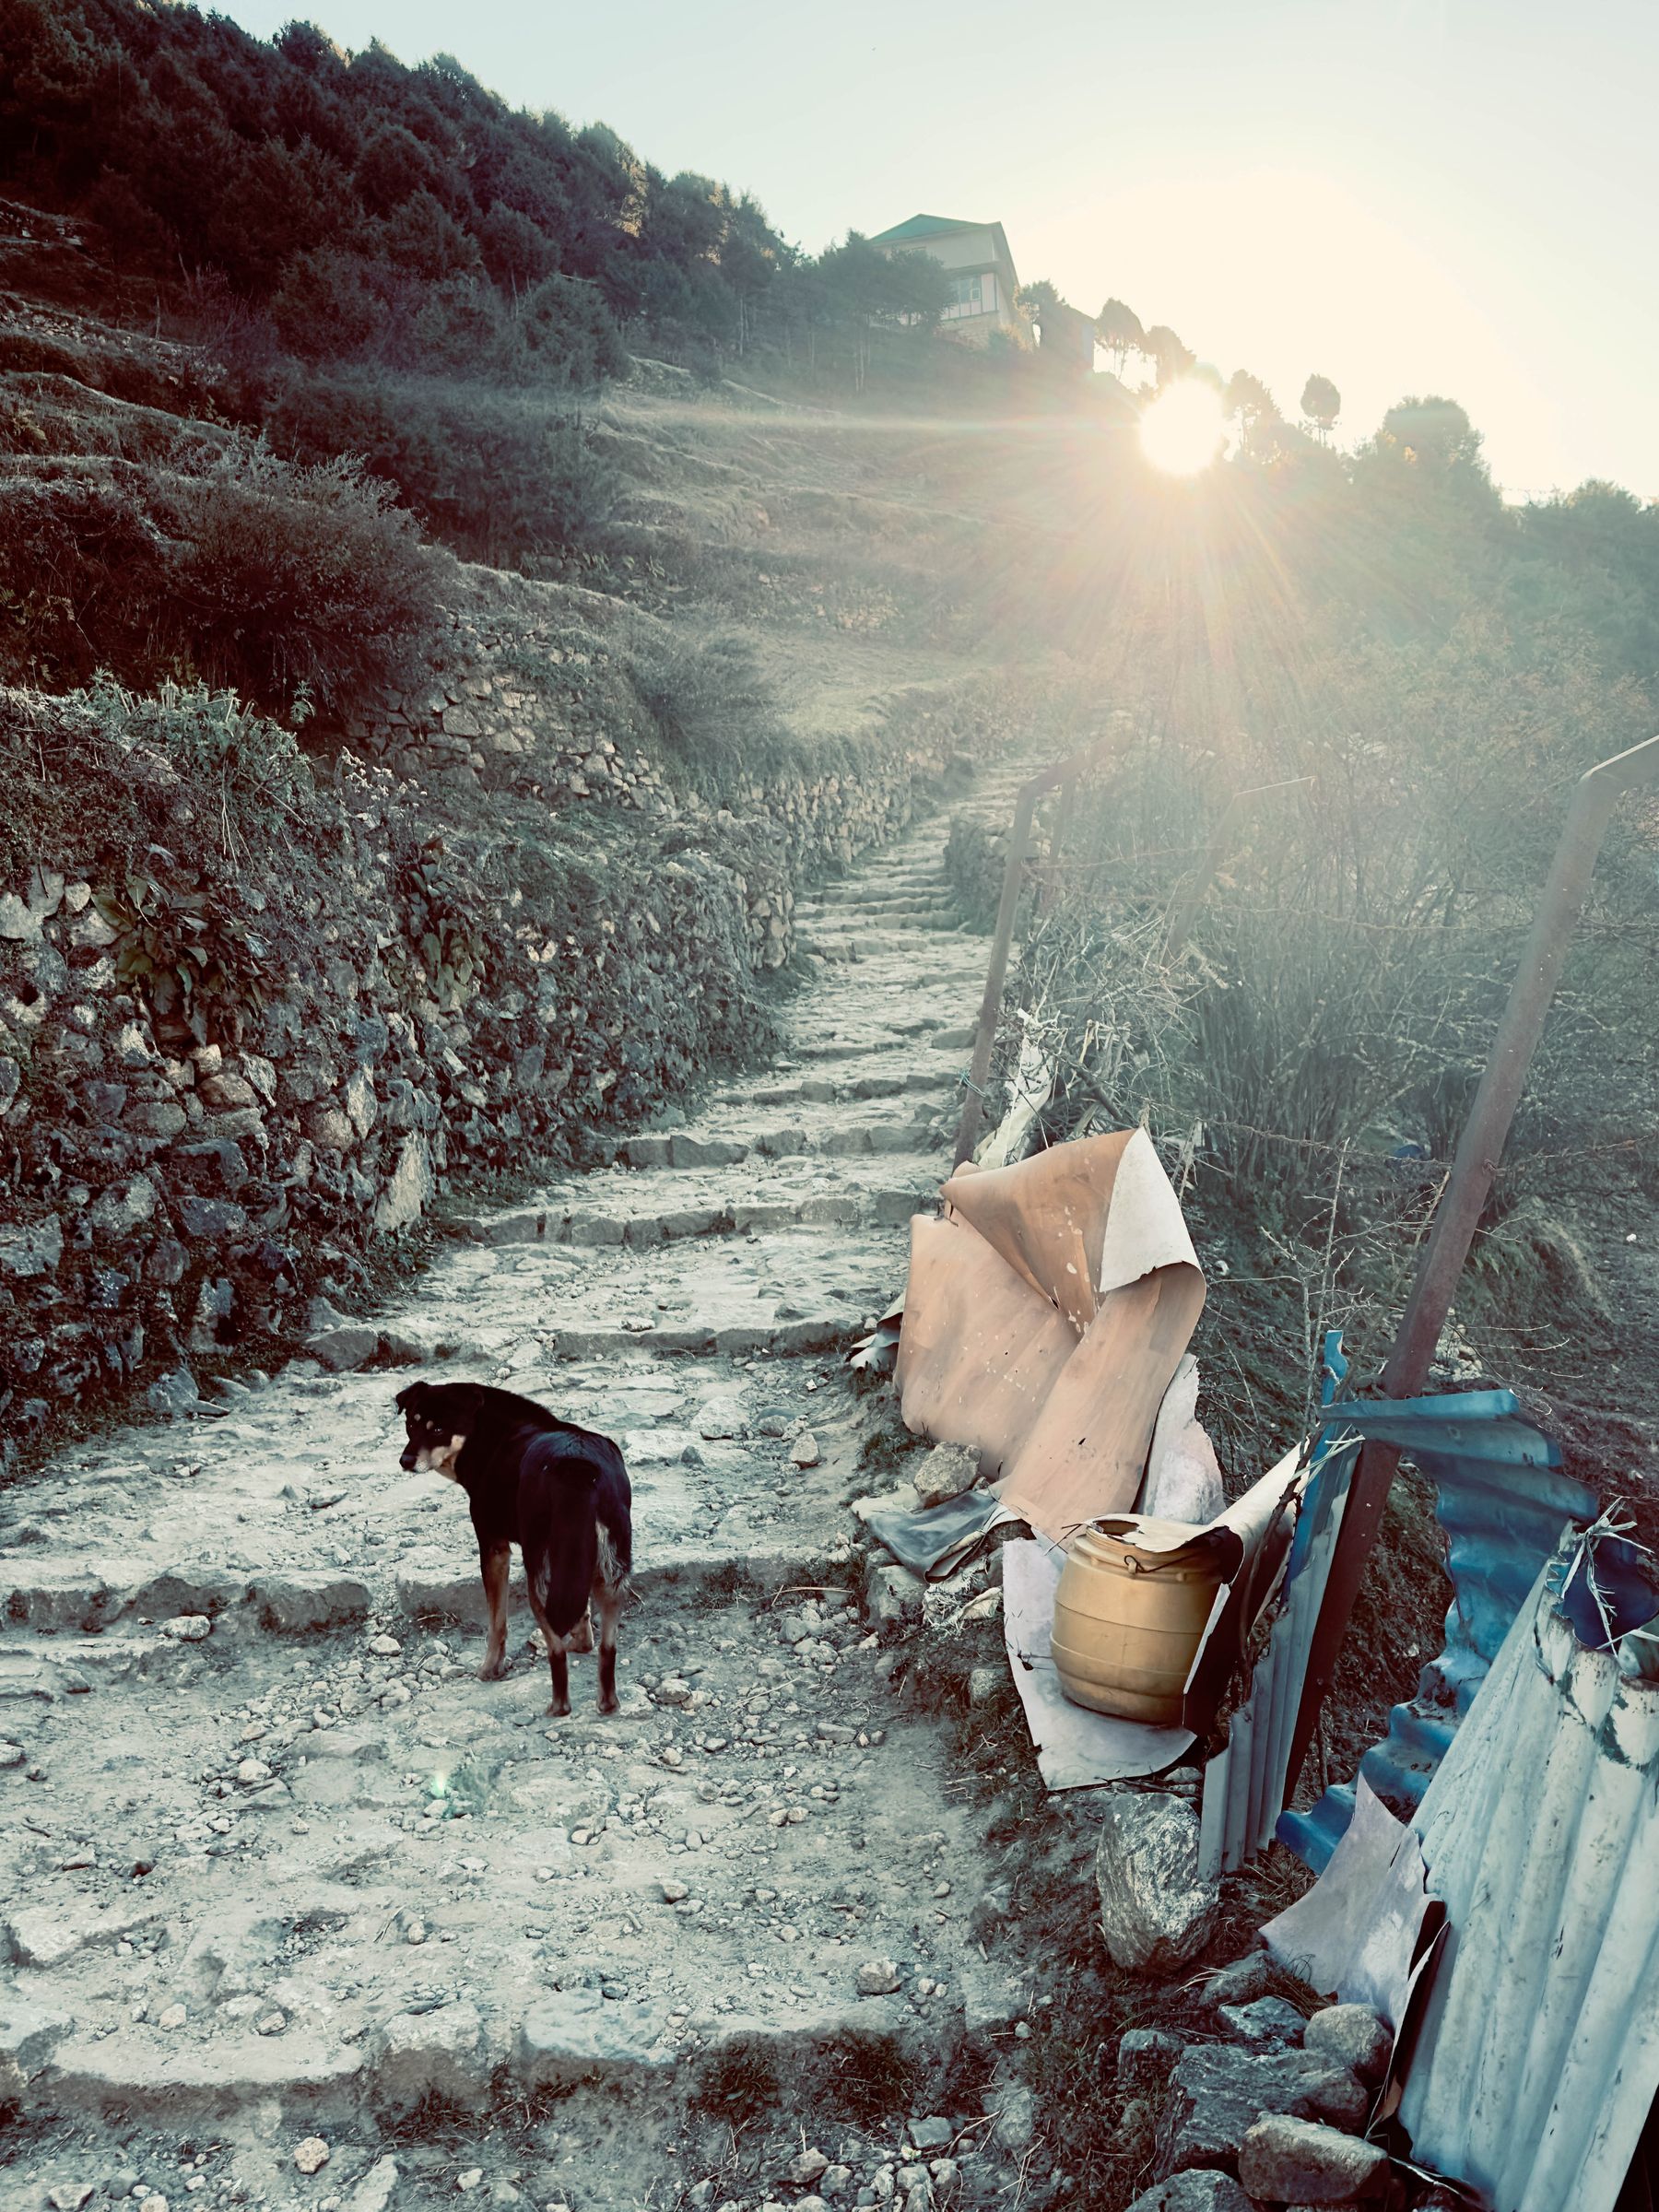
[395,1380,632,1716]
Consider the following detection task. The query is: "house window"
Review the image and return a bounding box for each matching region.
[942,272,994,320]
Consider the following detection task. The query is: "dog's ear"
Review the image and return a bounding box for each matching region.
[395,1382,429,1417]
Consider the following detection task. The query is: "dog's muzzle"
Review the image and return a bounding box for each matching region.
[399,1442,419,1472]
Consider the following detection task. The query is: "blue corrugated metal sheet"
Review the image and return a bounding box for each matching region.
[1277,1390,1594,1870]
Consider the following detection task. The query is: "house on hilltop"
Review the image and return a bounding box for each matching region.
[871,213,1025,345]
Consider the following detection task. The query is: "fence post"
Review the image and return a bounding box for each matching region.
[1284,732,1659,1800]
[953,781,1041,1168]
[952,736,1118,1169]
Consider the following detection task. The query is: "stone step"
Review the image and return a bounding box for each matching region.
[805,933,986,969]
[798,951,984,993]
[793,1023,974,1061]
[3,1582,1010,2125]
[466,1127,946,1242]
[709,1065,954,1110]
[363,1221,908,1374]
[0,777,1020,2199]
[0,1225,919,1623]
[465,1178,930,1251]
[806,871,953,892]
[0,1491,859,1661]
[615,1107,946,1172]
[795,900,961,925]
[797,923,969,959]
[797,935,966,967]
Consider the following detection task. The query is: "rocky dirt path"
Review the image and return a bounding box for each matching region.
[1,771,1042,2212]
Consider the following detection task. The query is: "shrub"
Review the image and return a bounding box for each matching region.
[404,277,511,376]
[94,675,310,827]
[0,677,317,929]
[268,248,383,359]
[159,443,444,712]
[477,200,558,289]
[263,367,618,565]
[0,458,173,690]
[627,628,794,791]
[510,274,630,388]
[0,436,442,714]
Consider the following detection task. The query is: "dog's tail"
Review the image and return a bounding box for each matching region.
[530,1550,553,1614]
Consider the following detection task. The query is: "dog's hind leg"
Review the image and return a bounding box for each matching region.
[567,1606,594,1655]
[544,1632,573,1718]
[594,1570,622,1716]
[526,1587,573,1718]
[477,1539,512,1680]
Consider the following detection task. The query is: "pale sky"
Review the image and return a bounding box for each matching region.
[218,1,1659,499]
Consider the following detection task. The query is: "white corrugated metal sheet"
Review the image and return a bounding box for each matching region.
[1197,1438,1351,1877]
[1400,1562,1659,2212]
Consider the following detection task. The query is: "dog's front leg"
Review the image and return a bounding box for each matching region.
[477,1539,511,1680]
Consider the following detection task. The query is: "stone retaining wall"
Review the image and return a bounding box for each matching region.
[340,571,996,892]
[0,666,1023,1466]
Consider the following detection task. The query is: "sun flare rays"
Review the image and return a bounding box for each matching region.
[1140,381,1228,476]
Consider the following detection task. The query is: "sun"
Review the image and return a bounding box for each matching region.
[1139,380,1228,476]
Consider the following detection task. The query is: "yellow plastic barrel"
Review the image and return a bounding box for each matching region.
[1051,1524,1222,1724]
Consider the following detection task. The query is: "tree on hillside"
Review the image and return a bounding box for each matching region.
[814,234,949,388]
[0,0,800,376]
[714,187,788,354]
[1516,481,1659,687]
[1143,324,1195,384]
[1017,278,1064,325]
[1370,395,1485,474]
[1226,370,1278,455]
[1096,298,1145,376]
[1301,374,1341,441]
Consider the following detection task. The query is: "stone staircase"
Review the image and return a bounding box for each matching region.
[0,764,1041,2212]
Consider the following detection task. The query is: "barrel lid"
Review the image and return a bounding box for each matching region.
[1071,1514,1230,1574]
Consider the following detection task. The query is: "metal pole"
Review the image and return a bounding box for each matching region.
[953,782,1039,1168]
[1283,732,1659,1802]
[951,735,1119,1168]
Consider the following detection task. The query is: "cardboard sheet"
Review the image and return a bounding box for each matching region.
[1003,1537,1195,1788]
[895,1128,1206,1542]
[860,1488,1020,1580]
[894,1211,1077,1476]
[1000,1267,1207,1539]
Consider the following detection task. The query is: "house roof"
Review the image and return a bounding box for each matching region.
[871,213,1018,283]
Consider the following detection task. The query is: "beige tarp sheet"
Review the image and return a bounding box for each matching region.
[894,1128,1206,1541]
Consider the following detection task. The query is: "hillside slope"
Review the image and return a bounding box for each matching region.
[0,203,1075,1468]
